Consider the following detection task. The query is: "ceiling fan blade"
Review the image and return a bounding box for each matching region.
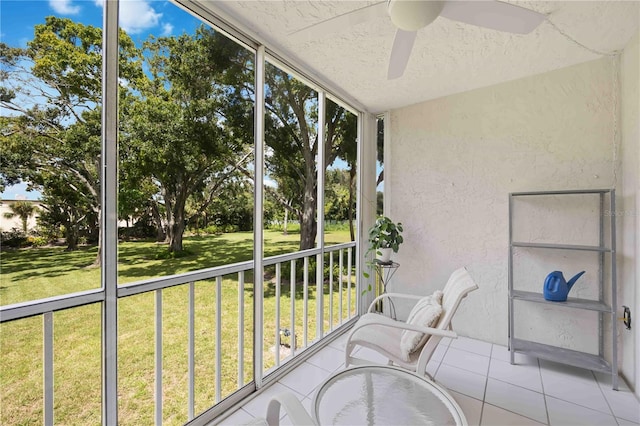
[440,0,545,34]
[289,2,387,40]
[387,29,417,80]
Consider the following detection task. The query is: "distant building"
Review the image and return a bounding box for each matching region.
[0,199,43,232]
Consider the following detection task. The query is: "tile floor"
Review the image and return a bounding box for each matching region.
[216,334,640,425]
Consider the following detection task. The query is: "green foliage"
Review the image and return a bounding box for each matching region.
[1,17,144,259]
[26,235,48,247]
[367,216,404,253]
[122,26,254,253]
[1,15,359,257]
[0,228,27,248]
[362,216,403,283]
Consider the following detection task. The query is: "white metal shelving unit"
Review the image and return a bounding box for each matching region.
[508,189,618,390]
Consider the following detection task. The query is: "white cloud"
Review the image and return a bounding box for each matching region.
[161,23,174,36]
[118,0,162,34]
[49,0,81,15]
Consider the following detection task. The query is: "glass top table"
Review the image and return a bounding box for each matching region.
[312,365,466,426]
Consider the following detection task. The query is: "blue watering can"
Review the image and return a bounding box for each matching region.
[543,271,585,302]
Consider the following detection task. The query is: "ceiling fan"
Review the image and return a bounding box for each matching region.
[290,1,546,79]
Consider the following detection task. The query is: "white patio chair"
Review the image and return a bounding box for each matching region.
[244,391,317,426]
[345,266,478,378]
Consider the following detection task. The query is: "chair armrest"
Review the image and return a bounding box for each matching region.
[367,292,425,313]
[351,313,457,339]
[266,391,316,426]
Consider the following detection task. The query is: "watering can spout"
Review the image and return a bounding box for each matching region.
[567,271,586,291]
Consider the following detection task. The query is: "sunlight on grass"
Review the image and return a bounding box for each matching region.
[0,230,355,424]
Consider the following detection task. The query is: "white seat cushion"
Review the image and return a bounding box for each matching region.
[349,314,405,358]
[399,290,443,362]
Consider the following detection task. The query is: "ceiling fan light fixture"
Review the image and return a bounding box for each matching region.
[387,0,445,31]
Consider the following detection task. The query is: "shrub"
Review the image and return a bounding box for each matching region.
[203,225,220,234]
[1,228,27,248]
[26,235,48,247]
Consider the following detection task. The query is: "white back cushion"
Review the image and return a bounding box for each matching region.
[399,290,443,362]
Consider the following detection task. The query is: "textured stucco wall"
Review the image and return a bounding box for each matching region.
[620,29,639,395]
[388,58,620,356]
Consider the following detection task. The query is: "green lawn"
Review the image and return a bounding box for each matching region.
[0,230,357,425]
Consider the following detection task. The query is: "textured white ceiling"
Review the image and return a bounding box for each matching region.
[202,1,639,113]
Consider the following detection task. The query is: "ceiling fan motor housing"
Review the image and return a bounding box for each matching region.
[387,0,445,31]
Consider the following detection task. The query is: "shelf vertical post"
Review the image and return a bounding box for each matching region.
[610,190,618,390]
[598,192,605,360]
[508,193,515,364]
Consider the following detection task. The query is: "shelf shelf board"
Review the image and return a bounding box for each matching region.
[511,242,612,252]
[511,338,612,373]
[510,189,612,196]
[511,290,611,312]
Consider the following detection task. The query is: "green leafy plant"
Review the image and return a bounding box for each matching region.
[362,216,403,286]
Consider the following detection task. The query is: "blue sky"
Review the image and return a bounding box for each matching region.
[0,0,196,48]
[0,1,377,200]
[0,0,199,200]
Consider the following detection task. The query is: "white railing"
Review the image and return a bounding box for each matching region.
[0,241,357,424]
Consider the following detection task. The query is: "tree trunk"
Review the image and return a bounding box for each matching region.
[283,208,288,235]
[299,180,317,250]
[167,216,185,252]
[151,202,166,242]
[348,167,356,242]
[65,223,79,251]
[92,209,102,266]
[165,189,187,253]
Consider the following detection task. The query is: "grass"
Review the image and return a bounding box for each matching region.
[0,229,356,425]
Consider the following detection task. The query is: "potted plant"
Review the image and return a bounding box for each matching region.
[363,216,403,282]
[361,216,403,295]
[367,216,403,261]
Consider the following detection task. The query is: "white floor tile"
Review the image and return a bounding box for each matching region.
[431,341,449,362]
[352,346,390,364]
[491,344,539,365]
[215,408,256,426]
[449,336,492,357]
[279,397,313,426]
[442,347,491,376]
[539,359,598,385]
[449,390,483,426]
[435,363,487,400]
[241,383,305,419]
[488,357,543,393]
[485,378,547,424]
[327,331,350,351]
[440,337,453,346]
[599,385,640,423]
[278,362,332,397]
[225,332,637,426]
[306,345,345,373]
[593,371,632,391]
[617,417,640,425]
[426,359,440,379]
[546,395,617,426]
[480,403,546,426]
[540,364,611,414]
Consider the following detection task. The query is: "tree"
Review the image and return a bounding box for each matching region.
[263,67,356,250]
[325,101,357,241]
[0,17,143,260]
[2,200,38,233]
[123,27,254,253]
